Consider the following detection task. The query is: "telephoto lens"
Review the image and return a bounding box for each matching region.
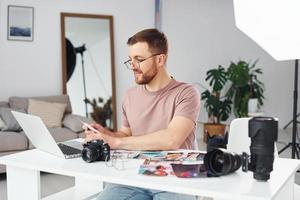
[81,140,110,163]
[204,148,241,177]
[248,117,278,181]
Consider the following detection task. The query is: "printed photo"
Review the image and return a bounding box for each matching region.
[138,159,175,176]
[164,152,184,161]
[185,152,205,161]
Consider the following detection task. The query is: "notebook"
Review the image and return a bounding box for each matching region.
[12,111,82,159]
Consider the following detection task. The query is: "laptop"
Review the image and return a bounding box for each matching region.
[12,111,82,159]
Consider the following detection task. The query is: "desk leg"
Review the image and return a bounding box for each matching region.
[274,175,294,200]
[6,165,40,200]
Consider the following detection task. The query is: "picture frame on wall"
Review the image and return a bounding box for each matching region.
[7,5,34,41]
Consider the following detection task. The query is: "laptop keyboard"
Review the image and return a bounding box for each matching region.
[58,143,82,155]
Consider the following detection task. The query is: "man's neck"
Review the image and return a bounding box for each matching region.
[145,69,172,92]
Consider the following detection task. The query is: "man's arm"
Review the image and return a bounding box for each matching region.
[113,126,132,137]
[103,116,195,150]
[86,123,132,137]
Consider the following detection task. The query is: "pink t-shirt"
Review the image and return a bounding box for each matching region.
[122,79,200,149]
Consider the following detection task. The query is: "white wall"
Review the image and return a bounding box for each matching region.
[0,0,296,128]
[0,0,155,128]
[162,0,295,128]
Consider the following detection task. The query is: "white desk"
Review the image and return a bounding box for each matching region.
[0,149,299,200]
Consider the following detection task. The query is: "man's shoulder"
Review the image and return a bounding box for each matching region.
[171,81,199,95]
[125,85,143,95]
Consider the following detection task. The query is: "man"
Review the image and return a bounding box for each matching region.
[85,28,200,200]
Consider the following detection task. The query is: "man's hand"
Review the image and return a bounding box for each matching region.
[83,123,104,143]
[84,132,103,143]
[82,122,120,148]
[83,123,101,134]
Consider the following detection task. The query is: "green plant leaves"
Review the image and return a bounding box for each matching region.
[226,60,264,117]
[201,65,232,124]
[202,59,265,121]
[206,65,227,92]
[227,61,250,87]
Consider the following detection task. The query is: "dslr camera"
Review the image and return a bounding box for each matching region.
[204,117,278,181]
[81,140,110,163]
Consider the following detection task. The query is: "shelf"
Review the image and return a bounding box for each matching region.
[42,185,100,200]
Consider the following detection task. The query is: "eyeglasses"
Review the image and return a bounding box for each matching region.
[105,150,139,170]
[124,53,161,70]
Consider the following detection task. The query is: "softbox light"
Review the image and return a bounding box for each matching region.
[233,0,300,61]
[233,0,300,159]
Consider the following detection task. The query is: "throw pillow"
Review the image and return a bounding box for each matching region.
[0,101,9,108]
[28,99,67,128]
[0,117,5,130]
[0,107,25,131]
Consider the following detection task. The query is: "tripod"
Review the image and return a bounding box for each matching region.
[278,60,300,159]
[75,44,88,118]
[283,113,300,129]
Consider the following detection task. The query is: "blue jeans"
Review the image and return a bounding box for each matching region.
[97,183,196,200]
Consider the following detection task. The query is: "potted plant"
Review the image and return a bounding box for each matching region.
[226,60,264,117]
[201,65,232,142]
[84,97,113,130]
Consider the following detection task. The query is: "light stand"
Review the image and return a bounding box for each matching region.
[279,60,300,158]
[282,113,300,130]
[75,44,88,117]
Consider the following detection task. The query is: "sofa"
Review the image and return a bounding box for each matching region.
[0,95,92,173]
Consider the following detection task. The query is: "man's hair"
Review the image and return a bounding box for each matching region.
[127,28,168,55]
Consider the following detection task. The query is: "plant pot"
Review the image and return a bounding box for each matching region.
[203,123,226,143]
[248,98,258,114]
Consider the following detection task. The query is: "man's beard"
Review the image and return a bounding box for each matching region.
[134,66,158,85]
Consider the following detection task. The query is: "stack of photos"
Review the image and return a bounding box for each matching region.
[138,151,206,177]
[107,150,206,177]
[135,151,167,160]
[138,159,175,176]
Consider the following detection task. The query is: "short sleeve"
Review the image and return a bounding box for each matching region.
[174,85,200,125]
[121,93,130,128]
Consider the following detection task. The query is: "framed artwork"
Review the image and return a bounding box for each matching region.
[7,5,34,41]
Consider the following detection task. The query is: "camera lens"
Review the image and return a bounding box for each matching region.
[204,148,241,176]
[81,148,99,163]
[248,117,278,181]
[250,154,274,181]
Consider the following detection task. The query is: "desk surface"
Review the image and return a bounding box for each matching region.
[0,149,299,200]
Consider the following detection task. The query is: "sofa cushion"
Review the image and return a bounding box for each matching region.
[0,131,28,152]
[28,127,78,149]
[0,101,9,108]
[28,99,67,128]
[63,114,94,133]
[0,117,5,130]
[9,95,72,114]
[0,107,25,131]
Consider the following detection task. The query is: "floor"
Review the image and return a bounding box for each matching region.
[0,127,300,200]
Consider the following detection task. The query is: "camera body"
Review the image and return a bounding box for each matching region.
[81,139,110,163]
